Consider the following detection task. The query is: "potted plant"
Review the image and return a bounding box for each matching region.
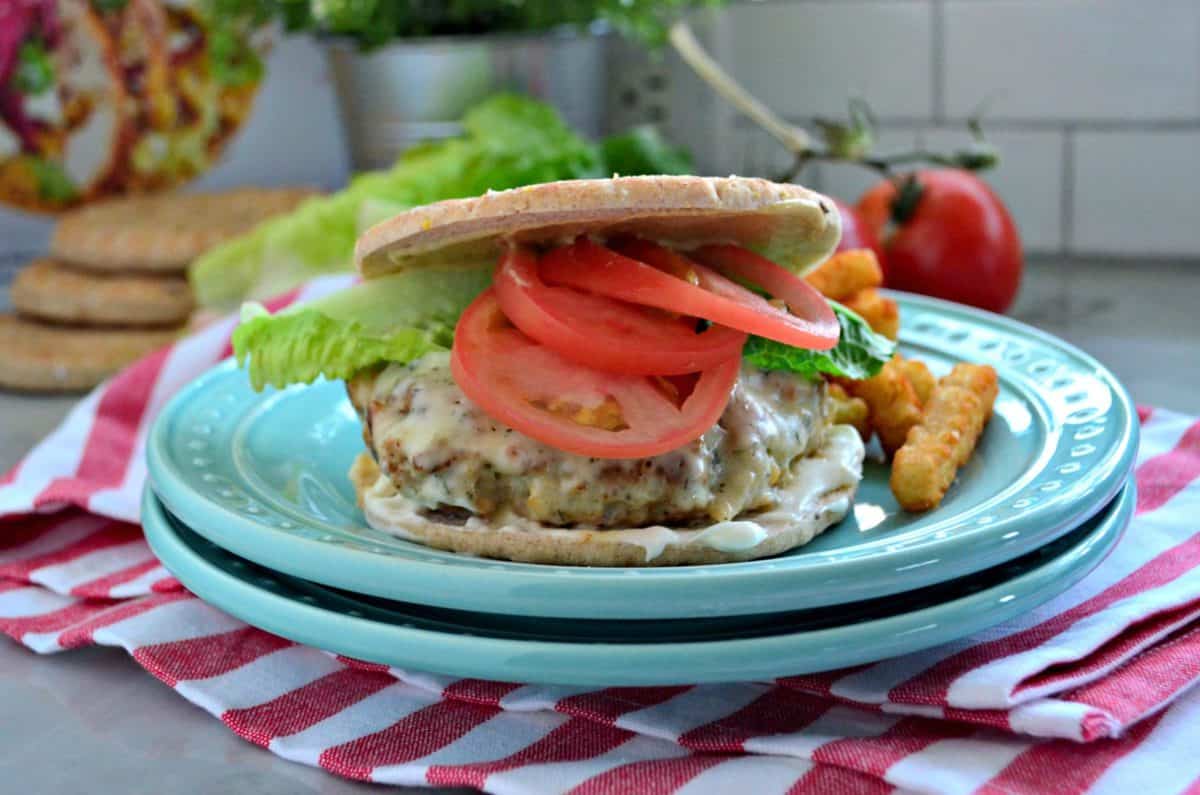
[275,0,719,169]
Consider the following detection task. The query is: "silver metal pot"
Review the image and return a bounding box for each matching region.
[326,28,609,170]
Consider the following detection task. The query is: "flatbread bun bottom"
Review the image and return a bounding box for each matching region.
[349,426,865,567]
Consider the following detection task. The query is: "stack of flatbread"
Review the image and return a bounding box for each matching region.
[1,188,313,392]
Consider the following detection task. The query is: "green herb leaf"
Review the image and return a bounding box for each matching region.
[27,158,78,203]
[743,301,895,381]
[232,265,492,390]
[12,40,54,95]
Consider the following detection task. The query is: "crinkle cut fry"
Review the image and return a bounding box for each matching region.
[804,248,883,301]
[843,287,900,340]
[891,363,999,512]
[842,357,923,455]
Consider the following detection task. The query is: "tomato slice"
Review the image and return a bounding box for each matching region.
[687,243,838,338]
[493,245,747,376]
[451,289,741,459]
[540,237,839,351]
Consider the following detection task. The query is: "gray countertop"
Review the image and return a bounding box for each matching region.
[0,258,1196,793]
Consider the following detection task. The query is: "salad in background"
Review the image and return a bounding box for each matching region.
[189,93,692,312]
[0,0,268,213]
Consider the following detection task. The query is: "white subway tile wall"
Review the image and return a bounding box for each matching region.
[727,1,935,120]
[1072,131,1200,256]
[712,0,1200,257]
[943,0,1200,122]
[727,123,801,182]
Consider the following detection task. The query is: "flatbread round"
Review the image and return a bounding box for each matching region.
[50,187,317,272]
[349,426,864,567]
[355,175,841,280]
[0,315,180,392]
[11,259,194,327]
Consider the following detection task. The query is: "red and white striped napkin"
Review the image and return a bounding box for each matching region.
[3,276,1200,794]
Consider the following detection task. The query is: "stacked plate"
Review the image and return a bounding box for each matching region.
[144,293,1138,686]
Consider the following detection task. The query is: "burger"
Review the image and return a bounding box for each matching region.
[233,176,894,566]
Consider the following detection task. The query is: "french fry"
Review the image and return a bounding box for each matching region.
[842,357,923,456]
[828,383,871,441]
[844,288,900,340]
[895,356,936,405]
[890,363,999,512]
[804,249,883,301]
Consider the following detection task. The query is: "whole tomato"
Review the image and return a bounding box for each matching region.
[857,169,1022,313]
[832,198,885,264]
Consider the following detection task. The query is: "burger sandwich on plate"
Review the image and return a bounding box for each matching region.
[233,176,896,566]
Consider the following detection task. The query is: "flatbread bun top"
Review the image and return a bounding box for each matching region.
[355,175,841,279]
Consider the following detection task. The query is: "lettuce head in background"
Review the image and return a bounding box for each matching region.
[189,94,691,311]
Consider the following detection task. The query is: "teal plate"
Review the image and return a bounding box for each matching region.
[146,292,1138,619]
[143,483,1133,685]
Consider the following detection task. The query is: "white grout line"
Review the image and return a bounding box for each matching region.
[931,0,946,124]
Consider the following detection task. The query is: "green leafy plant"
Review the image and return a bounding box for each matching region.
[276,0,722,48]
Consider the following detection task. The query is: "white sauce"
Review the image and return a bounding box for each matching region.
[0,125,19,160]
[24,90,62,125]
[64,105,116,188]
[360,424,865,562]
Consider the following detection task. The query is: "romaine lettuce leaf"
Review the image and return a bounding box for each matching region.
[742,302,896,381]
[191,94,604,311]
[232,266,491,390]
[234,269,892,392]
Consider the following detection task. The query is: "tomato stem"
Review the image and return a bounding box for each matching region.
[889,174,925,225]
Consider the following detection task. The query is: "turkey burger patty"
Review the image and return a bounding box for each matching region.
[348,353,831,528]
